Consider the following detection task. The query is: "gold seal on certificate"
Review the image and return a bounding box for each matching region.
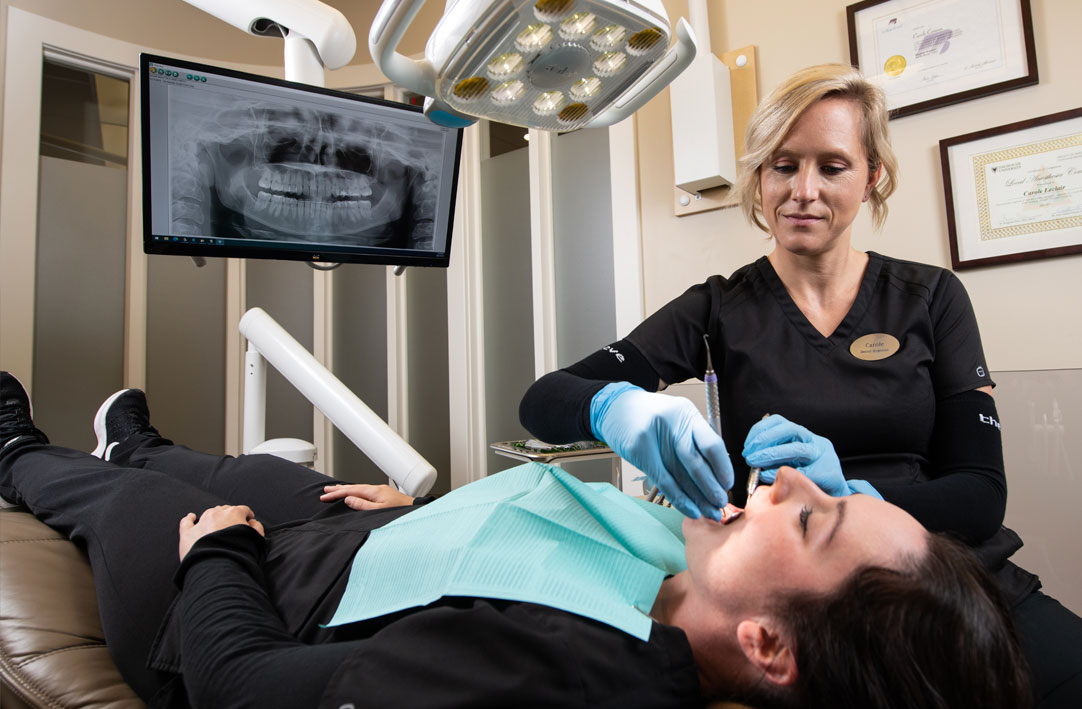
[849,334,900,361]
[884,55,907,77]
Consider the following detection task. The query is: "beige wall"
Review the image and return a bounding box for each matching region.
[639,0,1082,372]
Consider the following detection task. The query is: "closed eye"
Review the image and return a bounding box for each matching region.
[799,505,812,537]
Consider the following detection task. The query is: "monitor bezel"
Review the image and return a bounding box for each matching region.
[139,52,463,268]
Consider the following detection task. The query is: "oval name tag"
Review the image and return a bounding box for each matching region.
[850,333,900,361]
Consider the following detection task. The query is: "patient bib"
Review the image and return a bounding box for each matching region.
[325,462,686,640]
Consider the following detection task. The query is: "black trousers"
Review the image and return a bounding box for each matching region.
[0,433,347,701]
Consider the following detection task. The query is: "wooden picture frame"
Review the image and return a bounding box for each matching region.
[940,108,1082,270]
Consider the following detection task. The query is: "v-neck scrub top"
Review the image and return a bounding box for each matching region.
[627,252,993,502]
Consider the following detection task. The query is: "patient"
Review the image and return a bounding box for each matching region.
[0,372,1029,709]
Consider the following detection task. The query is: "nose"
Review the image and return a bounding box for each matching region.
[791,164,819,202]
[767,466,825,505]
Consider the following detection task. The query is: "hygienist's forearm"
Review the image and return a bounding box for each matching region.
[519,338,661,443]
[519,370,606,443]
[877,471,1005,545]
[884,389,1008,543]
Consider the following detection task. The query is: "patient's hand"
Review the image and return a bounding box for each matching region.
[320,484,415,510]
[179,505,265,561]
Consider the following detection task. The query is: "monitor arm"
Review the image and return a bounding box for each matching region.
[181,0,357,85]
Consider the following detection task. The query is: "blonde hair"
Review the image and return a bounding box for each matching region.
[736,64,898,233]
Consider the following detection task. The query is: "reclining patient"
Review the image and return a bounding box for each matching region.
[0,372,1029,708]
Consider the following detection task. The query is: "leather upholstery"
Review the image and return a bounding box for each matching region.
[0,507,143,708]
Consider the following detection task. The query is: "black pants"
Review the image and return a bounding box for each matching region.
[0,433,347,701]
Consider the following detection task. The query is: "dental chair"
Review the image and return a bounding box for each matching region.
[0,504,143,708]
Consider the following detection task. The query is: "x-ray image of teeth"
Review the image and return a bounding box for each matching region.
[168,94,443,250]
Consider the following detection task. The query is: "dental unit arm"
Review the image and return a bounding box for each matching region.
[369,0,697,129]
[240,307,437,497]
[181,0,357,85]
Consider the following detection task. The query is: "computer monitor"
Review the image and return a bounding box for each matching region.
[140,53,463,268]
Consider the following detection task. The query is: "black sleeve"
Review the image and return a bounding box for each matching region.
[518,339,659,444]
[176,525,353,708]
[876,390,1006,545]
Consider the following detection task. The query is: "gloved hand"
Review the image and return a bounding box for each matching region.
[742,415,882,499]
[590,382,734,519]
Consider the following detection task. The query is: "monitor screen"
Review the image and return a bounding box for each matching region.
[140,53,463,268]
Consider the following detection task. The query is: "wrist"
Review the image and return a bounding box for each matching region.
[588,381,642,440]
[846,479,883,500]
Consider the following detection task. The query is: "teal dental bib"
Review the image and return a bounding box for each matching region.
[325,462,687,641]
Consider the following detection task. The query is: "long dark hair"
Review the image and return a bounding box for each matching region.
[772,533,1031,708]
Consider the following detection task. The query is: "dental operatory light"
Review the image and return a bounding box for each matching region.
[370,0,697,131]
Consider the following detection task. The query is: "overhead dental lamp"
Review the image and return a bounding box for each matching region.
[370,0,697,130]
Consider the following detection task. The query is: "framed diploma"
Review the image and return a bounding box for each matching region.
[940,108,1082,270]
[847,0,1038,119]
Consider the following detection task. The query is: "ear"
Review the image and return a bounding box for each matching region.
[863,162,882,202]
[736,619,798,686]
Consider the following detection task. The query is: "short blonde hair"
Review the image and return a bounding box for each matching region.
[736,64,898,233]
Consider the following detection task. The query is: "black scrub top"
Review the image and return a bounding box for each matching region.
[626,252,994,503]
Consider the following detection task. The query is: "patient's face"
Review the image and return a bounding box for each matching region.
[682,466,927,611]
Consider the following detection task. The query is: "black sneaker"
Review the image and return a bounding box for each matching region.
[91,389,160,461]
[0,371,49,451]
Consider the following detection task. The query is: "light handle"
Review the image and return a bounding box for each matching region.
[589,17,697,128]
[369,0,438,98]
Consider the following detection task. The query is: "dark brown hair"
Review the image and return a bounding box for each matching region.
[770,532,1031,708]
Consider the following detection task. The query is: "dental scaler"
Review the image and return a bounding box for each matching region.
[702,334,721,435]
[703,335,743,524]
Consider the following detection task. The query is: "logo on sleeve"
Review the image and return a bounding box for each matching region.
[976,366,986,377]
[602,345,625,363]
[978,413,1001,430]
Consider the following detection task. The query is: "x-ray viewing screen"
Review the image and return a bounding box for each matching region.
[140,53,462,267]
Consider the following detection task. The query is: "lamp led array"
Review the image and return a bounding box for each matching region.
[438,1,667,130]
[370,0,696,131]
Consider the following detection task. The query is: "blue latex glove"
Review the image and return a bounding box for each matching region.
[590,382,734,520]
[742,415,882,499]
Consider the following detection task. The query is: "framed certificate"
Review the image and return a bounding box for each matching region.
[940,108,1082,270]
[847,0,1038,119]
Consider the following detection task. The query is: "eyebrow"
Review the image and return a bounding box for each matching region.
[826,499,847,546]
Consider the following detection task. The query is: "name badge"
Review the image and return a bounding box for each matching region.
[850,333,900,361]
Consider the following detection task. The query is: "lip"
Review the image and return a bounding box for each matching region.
[783,213,822,227]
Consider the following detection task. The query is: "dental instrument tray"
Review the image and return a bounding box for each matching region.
[490,439,613,463]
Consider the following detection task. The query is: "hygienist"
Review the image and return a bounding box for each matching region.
[519,63,1082,708]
